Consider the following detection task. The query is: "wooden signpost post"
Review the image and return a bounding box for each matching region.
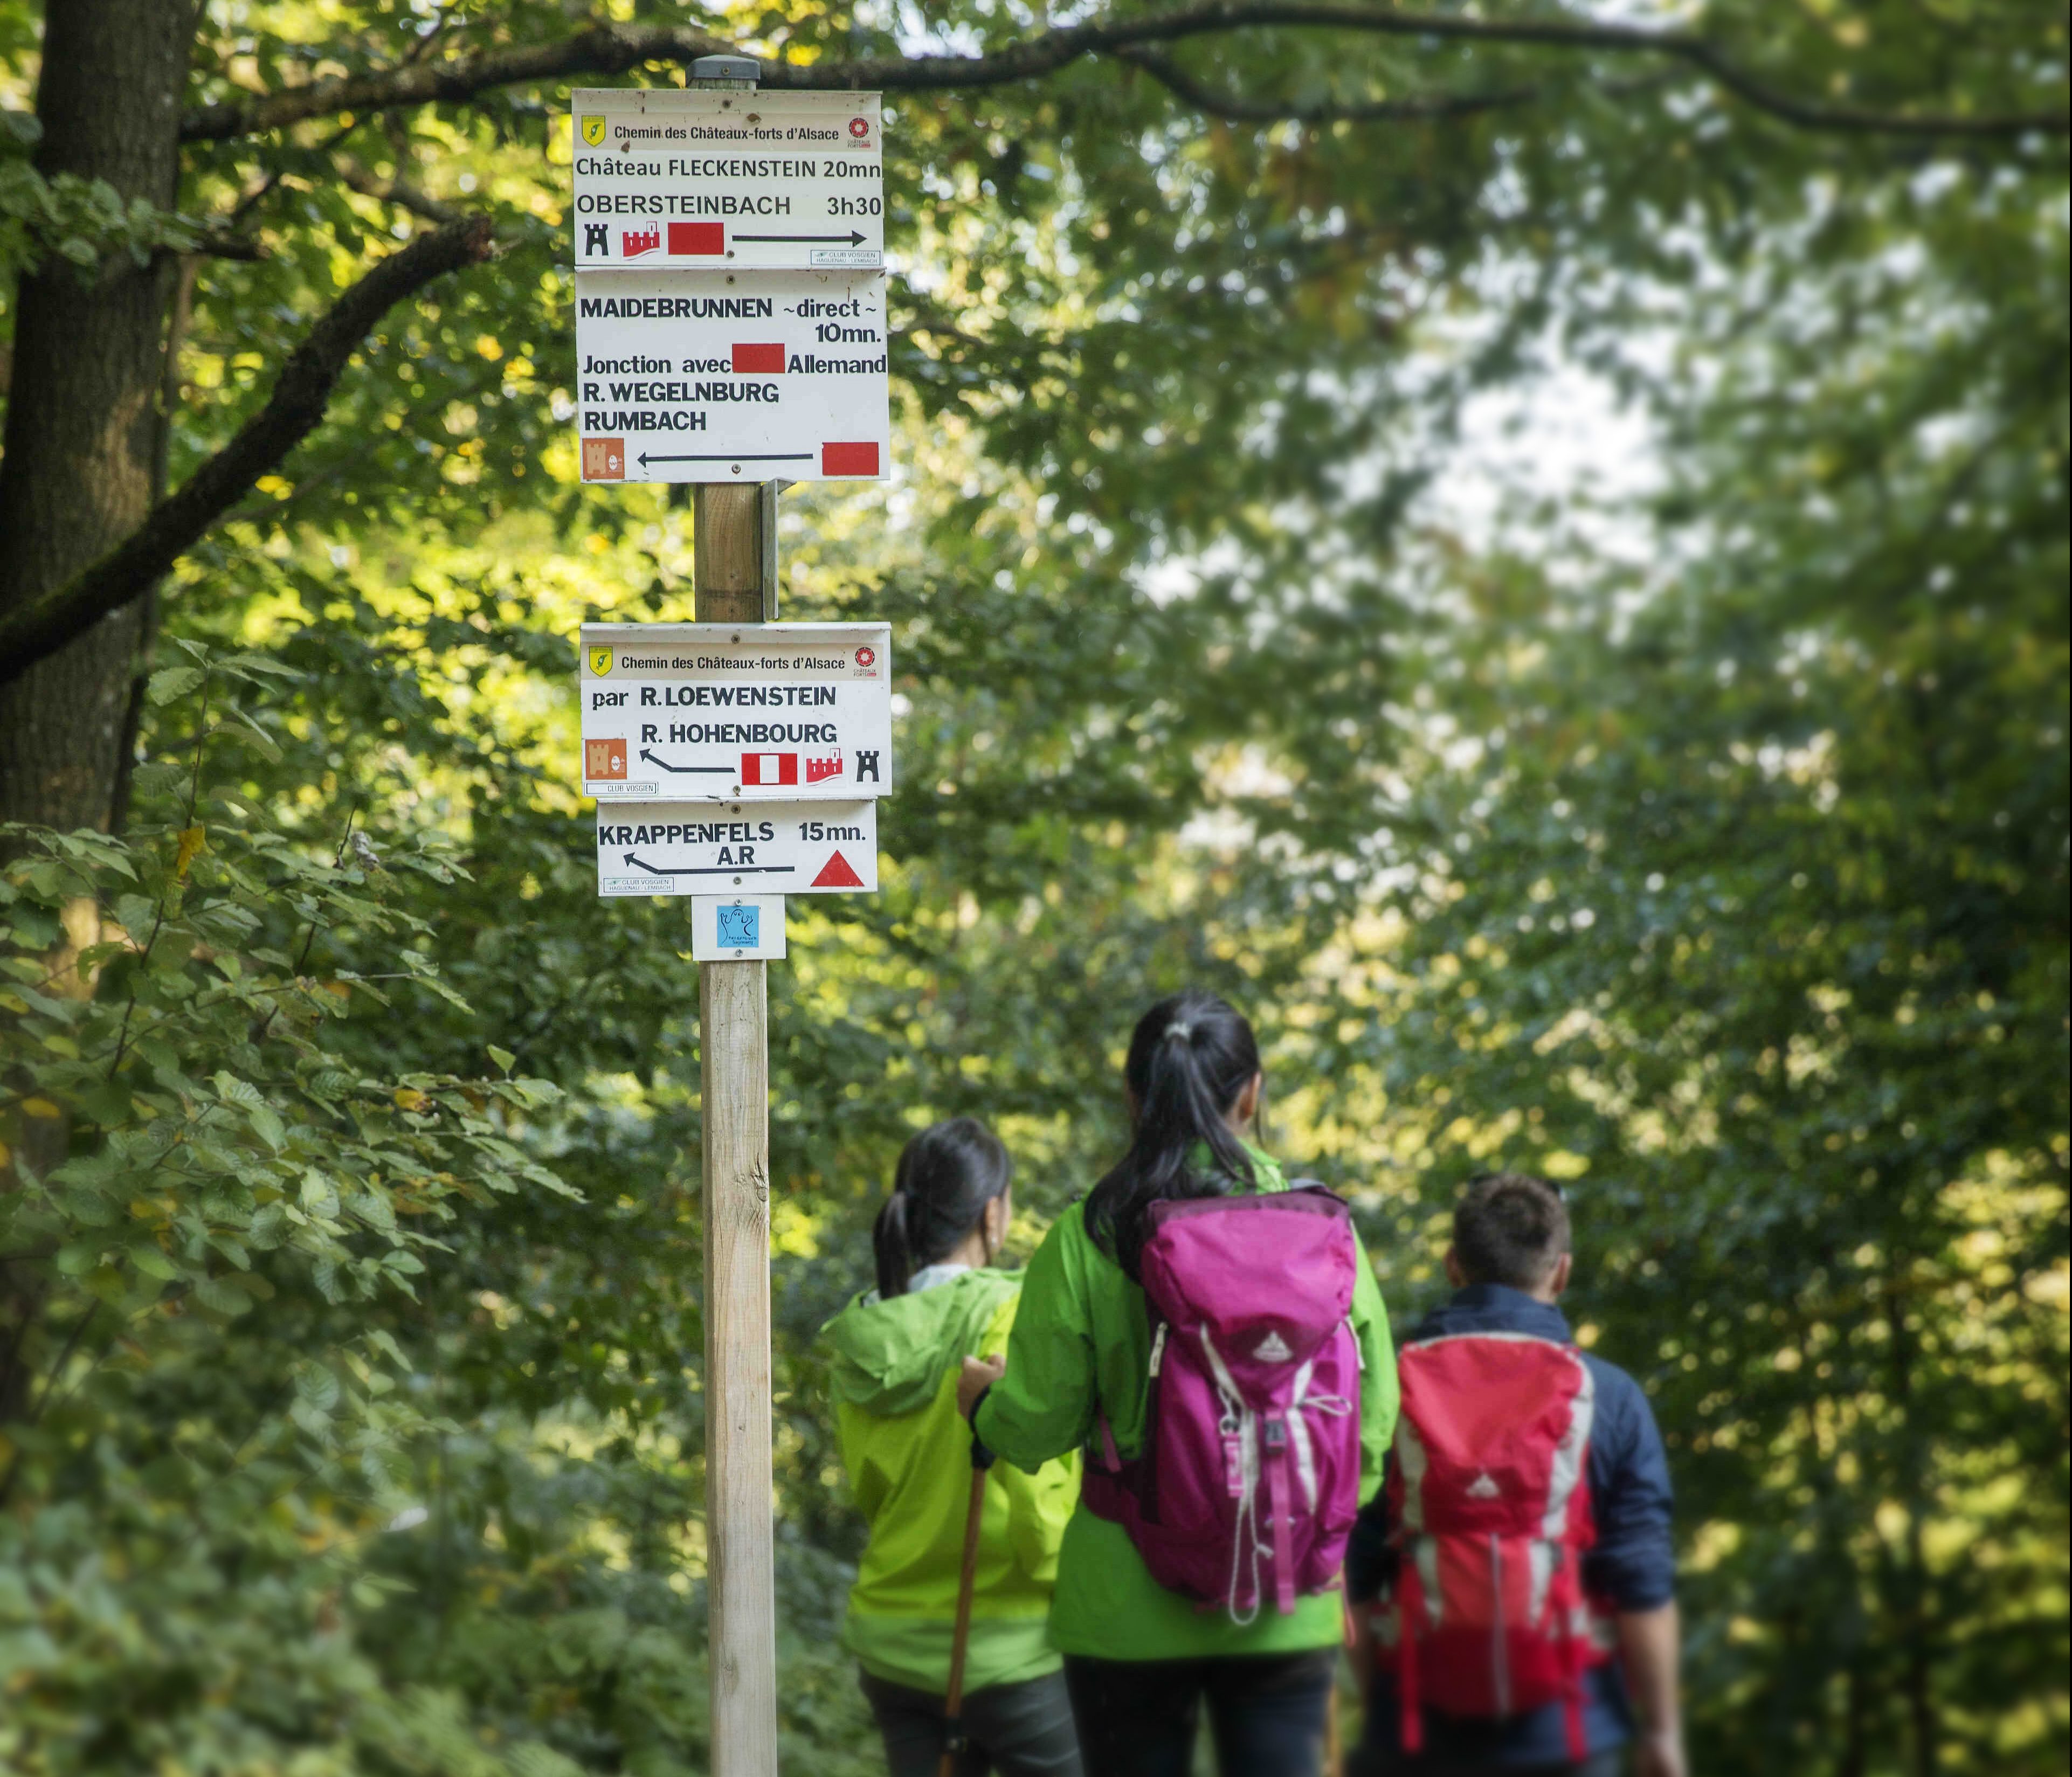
[695,482,778,1776]
[568,58,890,1772]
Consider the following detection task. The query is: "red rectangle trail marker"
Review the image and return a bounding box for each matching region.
[822,441,880,477]
[669,222,726,255]
[733,342,786,375]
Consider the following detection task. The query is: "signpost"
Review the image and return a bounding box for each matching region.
[596,800,879,896]
[574,270,889,483]
[572,87,883,271]
[579,620,892,800]
[570,57,890,1774]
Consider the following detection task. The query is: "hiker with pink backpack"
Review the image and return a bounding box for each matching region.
[1345,1172,1686,1777]
[955,990,1400,1777]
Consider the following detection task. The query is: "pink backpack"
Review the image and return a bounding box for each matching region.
[1082,1186,1364,1623]
[1373,1332,1612,1759]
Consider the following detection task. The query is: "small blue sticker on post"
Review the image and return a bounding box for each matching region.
[715,904,759,950]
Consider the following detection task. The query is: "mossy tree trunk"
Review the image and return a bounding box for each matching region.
[0,0,191,839]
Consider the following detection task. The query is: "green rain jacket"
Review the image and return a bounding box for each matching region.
[824,1268,1079,1693]
[972,1149,1399,1661]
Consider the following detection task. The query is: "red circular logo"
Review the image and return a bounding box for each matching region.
[856,645,876,667]
[849,117,870,139]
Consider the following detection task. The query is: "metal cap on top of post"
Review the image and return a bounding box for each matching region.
[689,53,761,86]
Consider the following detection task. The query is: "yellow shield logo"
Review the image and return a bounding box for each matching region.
[588,647,613,676]
[581,115,607,147]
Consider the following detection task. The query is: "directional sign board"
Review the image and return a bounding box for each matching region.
[597,801,878,897]
[575,270,888,483]
[581,622,890,801]
[571,89,882,272]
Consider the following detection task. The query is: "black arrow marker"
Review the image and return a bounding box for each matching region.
[620,853,796,877]
[732,230,868,246]
[639,748,729,775]
[638,451,812,467]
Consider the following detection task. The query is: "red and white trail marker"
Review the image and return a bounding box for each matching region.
[579,621,892,804]
[572,89,884,273]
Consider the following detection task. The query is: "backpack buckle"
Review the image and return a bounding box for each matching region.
[1263,1417,1288,1454]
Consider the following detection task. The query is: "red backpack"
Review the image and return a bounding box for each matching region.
[1371,1332,1612,1759]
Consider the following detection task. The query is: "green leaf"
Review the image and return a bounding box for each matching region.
[311,1256,343,1303]
[225,706,282,762]
[246,1102,287,1152]
[127,762,187,800]
[145,665,204,706]
[292,1361,341,1413]
[212,1071,264,1108]
[215,652,303,681]
[193,1275,252,1316]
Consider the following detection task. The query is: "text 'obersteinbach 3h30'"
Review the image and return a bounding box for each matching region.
[570,86,890,486]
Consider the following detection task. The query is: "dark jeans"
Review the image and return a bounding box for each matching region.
[1062,1649,1337,1777]
[860,1669,1084,1777]
[1348,1751,1624,1777]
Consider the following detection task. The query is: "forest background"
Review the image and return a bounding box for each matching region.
[0,2,2063,1774]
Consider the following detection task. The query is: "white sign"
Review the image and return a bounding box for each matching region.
[579,622,892,801]
[692,894,787,961]
[571,89,883,272]
[596,801,878,897]
[575,269,888,483]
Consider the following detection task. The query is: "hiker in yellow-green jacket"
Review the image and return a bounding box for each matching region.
[823,1118,1084,1777]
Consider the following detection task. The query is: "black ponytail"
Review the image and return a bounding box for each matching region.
[1084,990,1263,1280]
[871,1117,1014,1299]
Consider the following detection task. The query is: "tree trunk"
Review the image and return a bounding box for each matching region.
[1836,1658,1867,1777]
[1885,1273,1940,1777]
[0,0,193,835]
[0,0,192,1428]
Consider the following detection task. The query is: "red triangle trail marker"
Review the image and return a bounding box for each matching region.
[811,849,865,888]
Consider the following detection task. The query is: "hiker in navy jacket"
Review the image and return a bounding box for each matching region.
[1346,1174,1685,1777]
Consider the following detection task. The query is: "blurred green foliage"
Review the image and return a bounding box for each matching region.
[0,2,2064,1773]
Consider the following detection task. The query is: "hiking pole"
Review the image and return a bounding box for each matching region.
[938,1432,997,1777]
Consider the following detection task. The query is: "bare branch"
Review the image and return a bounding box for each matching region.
[0,216,495,686]
[1117,46,1541,123]
[183,22,730,141]
[190,234,268,261]
[178,10,2068,145]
